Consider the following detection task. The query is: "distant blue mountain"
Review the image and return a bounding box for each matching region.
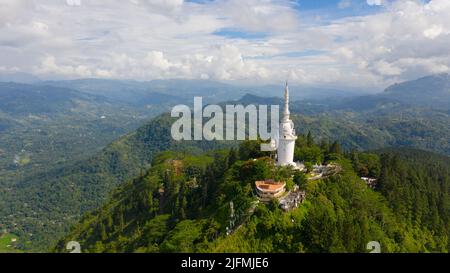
[0,82,106,115]
[317,74,450,112]
[383,73,450,109]
[38,78,363,106]
[0,72,41,84]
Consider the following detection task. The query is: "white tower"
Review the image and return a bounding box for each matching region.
[277,81,297,167]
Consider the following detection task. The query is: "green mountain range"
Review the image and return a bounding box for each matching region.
[1,74,450,252]
[0,82,170,187]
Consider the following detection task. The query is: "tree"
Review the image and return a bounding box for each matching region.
[293,171,308,190]
[93,241,105,253]
[353,153,381,178]
[320,139,330,152]
[329,141,342,154]
[306,131,314,147]
[100,222,107,241]
[107,215,113,235]
[117,207,125,232]
[238,139,270,160]
[274,166,294,182]
[160,220,203,252]
[177,181,188,220]
[239,158,272,183]
[295,146,323,164]
[228,148,238,166]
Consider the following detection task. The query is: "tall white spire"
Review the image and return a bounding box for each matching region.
[283,80,290,121]
[277,81,297,167]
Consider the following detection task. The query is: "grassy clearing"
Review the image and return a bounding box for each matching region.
[0,233,22,253]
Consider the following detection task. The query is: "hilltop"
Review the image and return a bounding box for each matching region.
[54,138,449,253]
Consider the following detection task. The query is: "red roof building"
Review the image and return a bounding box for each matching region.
[255,180,286,201]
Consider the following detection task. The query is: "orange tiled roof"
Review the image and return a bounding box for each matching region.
[255,180,286,193]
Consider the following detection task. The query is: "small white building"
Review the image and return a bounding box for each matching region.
[361,177,377,188]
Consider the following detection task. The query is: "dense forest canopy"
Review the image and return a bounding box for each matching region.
[54,135,450,253]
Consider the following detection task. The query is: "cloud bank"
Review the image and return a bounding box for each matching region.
[0,0,449,89]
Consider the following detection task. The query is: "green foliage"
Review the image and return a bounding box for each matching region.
[351,152,381,177]
[4,74,450,253]
[304,162,313,173]
[293,171,308,190]
[329,141,343,155]
[0,233,22,253]
[238,139,272,160]
[294,132,324,164]
[2,113,233,251]
[160,220,203,252]
[376,148,450,252]
[238,158,273,184]
[53,139,450,253]
[274,166,295,183]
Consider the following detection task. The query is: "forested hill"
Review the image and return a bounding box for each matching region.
[2,114,232,250]
[54,139,449,253]
[6,92,450,251]
[4,74,450,251]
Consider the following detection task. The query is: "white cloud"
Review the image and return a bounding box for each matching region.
[373,60,403,76]
[0,0,34,27]
[423,25,443,39]
[35,56,94,78]
[366,0,383,6]
[0,66,19,73]
[132,0,184,14]
[145,51,172,71]
[1,0,450,89]
[214,0,299,33]
[66,0,82,7]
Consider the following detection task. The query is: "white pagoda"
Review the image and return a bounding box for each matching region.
[277,81,298,167]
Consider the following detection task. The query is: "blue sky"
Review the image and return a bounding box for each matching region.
[211,0,385,39]
[0,0,448,90]
[296,0,383,19]
[295,0,372,10]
